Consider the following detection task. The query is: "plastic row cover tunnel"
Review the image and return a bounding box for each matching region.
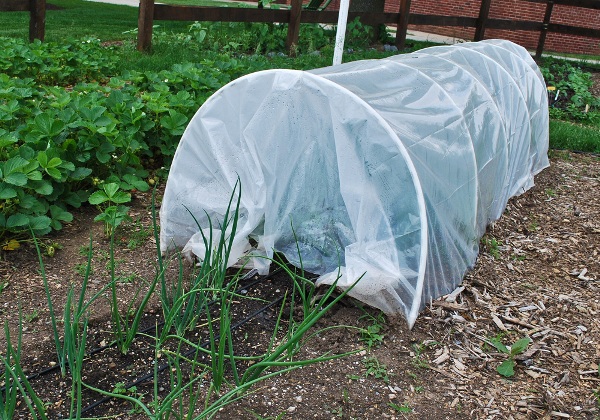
[160,39,549,328]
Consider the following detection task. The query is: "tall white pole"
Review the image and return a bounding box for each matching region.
[332,0,351,65]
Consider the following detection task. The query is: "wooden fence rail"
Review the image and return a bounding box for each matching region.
[1,0,597,59]
[138,0,600,59]
[0,0,49,41]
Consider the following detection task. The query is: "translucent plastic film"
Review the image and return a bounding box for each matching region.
[160,40,549,328]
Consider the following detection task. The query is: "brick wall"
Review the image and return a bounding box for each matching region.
[382,0,600,55]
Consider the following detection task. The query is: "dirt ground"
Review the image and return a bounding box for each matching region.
[0,149,598,419]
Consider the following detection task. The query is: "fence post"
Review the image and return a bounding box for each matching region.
[286,0,302,56]
[474,0,491,41]
[395,0,411,50]
[137,0,155,51]
[535,0,554,60]
[28,0,46,42]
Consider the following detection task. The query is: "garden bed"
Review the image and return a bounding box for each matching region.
[1,151,598,419]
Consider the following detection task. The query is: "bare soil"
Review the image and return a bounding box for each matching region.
[0,150,598,419]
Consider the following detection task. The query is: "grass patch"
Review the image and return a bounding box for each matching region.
[550,119,600,153]
[0,0,232,41]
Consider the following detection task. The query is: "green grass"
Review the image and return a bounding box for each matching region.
[543,52,600,71]
[0,0,234,42]
[550,119,600,153]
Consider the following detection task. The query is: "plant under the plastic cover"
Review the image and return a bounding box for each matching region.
[160,39,549,328]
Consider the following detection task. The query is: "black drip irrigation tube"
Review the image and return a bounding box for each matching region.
[549,147,600,157]
[76,294,286,418]
[0,267,292,413]
[19,267,282,382]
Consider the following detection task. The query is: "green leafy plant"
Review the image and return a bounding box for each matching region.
[363,356,390,383]
[25,309,39,323]
[358,310,385,349]
[541,58,600,123]
[389,401,412,413]
[120,218,153,250]
[345,17,374,47]
[489,336,532,377]
[411,341,438,369]
[88,182,132,236]
[481,235,501,259]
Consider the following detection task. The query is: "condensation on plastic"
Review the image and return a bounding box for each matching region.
[160,40,549,328]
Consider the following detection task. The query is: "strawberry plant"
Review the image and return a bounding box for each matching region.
[0,36,243,240]
[88,183,132,236]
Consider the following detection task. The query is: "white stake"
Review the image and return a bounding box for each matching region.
[332,0,351,65]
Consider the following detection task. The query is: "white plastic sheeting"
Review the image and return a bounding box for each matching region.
[160,39,549,328]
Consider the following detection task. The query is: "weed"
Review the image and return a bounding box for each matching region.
[527,217,539,232]
[488,336,532,377]
[406,370,418,380]
[246,410,287,420]
[120,218,153,250]
[358,310,386,349]
[117,273,138,284]
[545,188,556,197]
[25,309,39,323]
[481,235,501,259]
[389,401,412,413]
[411,340,438,369]
[363,356,390,383]
[548,149,573,161]
[331,406,344,417]
[342,387,350,404]
[0,281,8,295]
[74,263,89,277]
[78,245,91,256]
[112,381,133,395]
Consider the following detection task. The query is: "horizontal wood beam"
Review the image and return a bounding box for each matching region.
[154,4,289,22]
[0,0,30,11]
[548,22,600,37]
[486,18,544,31]
[154,5,402,24]
[523,0,600,9]
[0,0,60,11]
[153,5,600,39]
[408,14,478,27]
